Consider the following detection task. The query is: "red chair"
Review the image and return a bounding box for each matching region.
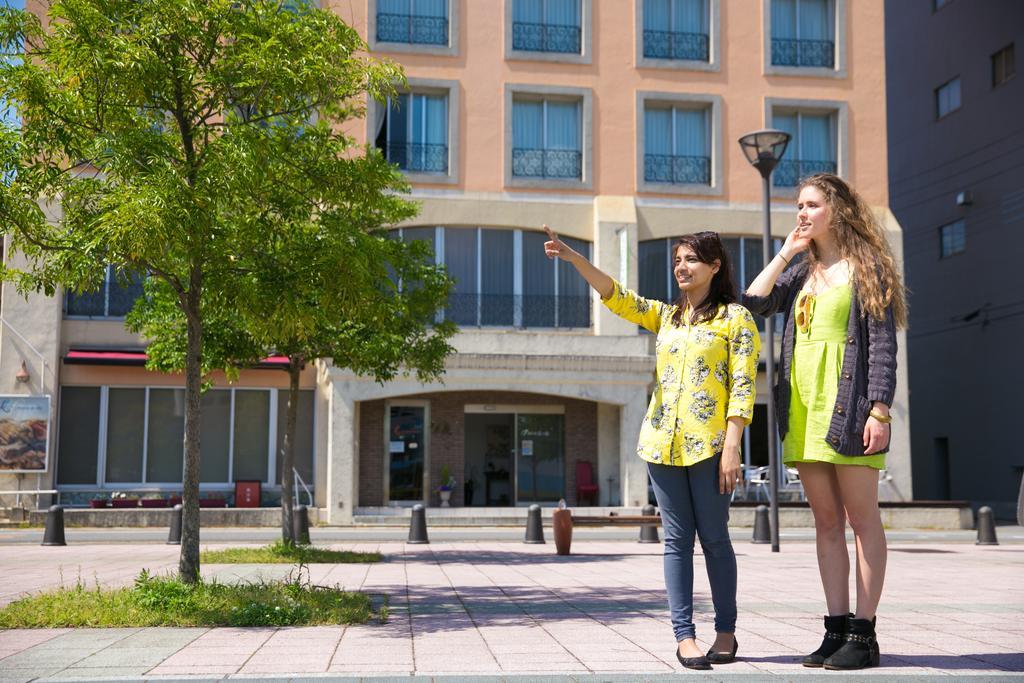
[575,460,599,506]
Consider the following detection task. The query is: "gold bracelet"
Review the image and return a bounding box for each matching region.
[868,409,892,424]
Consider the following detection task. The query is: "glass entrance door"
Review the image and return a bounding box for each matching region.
[388,405,425,503]
[515,414,564,504]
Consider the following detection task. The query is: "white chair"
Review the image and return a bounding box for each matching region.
[743,465,770,502]
[782,466,805,501]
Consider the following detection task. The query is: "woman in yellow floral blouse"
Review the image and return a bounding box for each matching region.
[543,227,760,670]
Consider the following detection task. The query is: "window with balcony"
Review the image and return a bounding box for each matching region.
[375,0,448,47]
[64,265,145,319]
[935,77,961,119]
[642,0,709,62]
[643,104,710,186]
[512,0,581,54]
[512,97,582,181]
[376,92,448,175]
[772,109,837,187]
[939,220,966,258]
[391,227,592,329]
[770,0,835,68]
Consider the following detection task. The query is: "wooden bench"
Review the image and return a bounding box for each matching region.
[552,512,661,554]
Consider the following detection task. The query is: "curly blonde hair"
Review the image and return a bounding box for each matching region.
[799,173,908,329]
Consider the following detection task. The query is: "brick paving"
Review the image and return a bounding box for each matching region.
[0,535,1022,681]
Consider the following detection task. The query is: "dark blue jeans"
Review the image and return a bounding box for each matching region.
[647,455,737,641]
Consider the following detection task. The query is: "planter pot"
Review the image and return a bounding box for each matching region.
[110,498,139,509]
[89,499,108,509]
[439,489,452,507]
[199,498,226,508]
[167,496,182,507]
[140,499,169,508]
[552,509,573,555]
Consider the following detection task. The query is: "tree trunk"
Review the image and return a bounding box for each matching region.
[280,355,301,545]
[178,281,203,583]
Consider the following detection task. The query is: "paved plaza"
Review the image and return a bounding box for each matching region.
[0,529,1022,682]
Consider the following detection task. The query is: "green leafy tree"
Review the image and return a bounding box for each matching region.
[0,0,452,580]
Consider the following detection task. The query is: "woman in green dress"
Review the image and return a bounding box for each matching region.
[743,174,907,671]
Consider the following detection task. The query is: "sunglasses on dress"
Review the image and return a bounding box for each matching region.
[795,291,815,334]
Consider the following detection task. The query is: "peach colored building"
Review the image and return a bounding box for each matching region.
[0,0,911,523]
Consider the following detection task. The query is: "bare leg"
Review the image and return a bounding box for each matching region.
[796,462,849,615]
[835,465,887,620]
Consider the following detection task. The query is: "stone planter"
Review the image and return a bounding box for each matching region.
[438,489,452,507]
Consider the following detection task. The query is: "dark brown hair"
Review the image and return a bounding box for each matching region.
[670,231,737,326]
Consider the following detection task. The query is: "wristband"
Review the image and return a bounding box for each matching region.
[778,252,791,266]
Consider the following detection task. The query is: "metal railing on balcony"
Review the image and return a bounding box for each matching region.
[512,148,582,179]
[642,29,709,61]
[65,279,144,318]
[774,159,837,187]
[445,293,591,329]
[771,38,835,68]
[512,21,581,54]
[644,154,711,185]
[376,12,449,46]
[385,142,448,174]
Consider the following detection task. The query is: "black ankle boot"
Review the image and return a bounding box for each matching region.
[823,617,880,670]
[801,613,849,667]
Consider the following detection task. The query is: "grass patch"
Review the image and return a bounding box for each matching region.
[200,541,382,564]
[0,566,375,628]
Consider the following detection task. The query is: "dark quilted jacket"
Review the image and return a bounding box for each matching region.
[742,259,898,457]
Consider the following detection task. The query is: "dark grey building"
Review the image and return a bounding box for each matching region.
[886,0,1023,516]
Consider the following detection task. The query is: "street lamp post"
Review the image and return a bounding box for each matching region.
[738,129,791,553]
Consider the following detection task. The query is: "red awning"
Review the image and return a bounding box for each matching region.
[64,349,292,369]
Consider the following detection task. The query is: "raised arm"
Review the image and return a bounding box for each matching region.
[543,225,614,299]
[742,227,809,316]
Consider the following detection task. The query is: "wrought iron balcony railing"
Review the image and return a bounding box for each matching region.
[386,142,448,174]
[644,154,711,185]
[512,21,581,54]
[771,38,835,68]
[512,148,582,179]
[445,293,591,329]
[65,281,144,318]
[774,159,837,187]
[377,12,448,46]
[642,30,709,61]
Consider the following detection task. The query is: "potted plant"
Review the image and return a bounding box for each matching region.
[436,465,456,508]
[140,494,169,508]
[110,491,139,508]
[89,494,108,509]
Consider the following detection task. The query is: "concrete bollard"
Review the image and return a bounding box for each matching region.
[167,504,182,545]
[976,506,998,545]
[524,504,545,544]
[42,505,66,546]
[292,505,311,545]
[408,504,429,544]
[638,504,661,544]
[752,505,771,544]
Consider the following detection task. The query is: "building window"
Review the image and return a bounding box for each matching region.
[376,92,448,174]
[772,109,837,187]
[992,43,1015,87]
[642,0,709,62]
[391,227,592,329]
[56,386,314,490]
[639,235,782,331]
[64,265,145,318]
[939,220,966,258]
[512,97,582,180]
[771,0,835,68]
[935,77,961,119]
[512,0,581,54]
[376,0,448,46]
[643,104,710,185]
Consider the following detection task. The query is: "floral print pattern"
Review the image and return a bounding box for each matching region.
[602,280,761,466]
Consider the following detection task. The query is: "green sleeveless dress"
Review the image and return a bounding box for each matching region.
[782,283,886,469]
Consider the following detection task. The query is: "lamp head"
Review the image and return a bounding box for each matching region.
[15,360,30,383]
[738,129,791,179]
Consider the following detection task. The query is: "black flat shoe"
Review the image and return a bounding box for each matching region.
[706,636,738,664]
[676,648,712,670]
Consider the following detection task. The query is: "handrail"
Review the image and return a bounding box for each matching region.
[293,469,314,508]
